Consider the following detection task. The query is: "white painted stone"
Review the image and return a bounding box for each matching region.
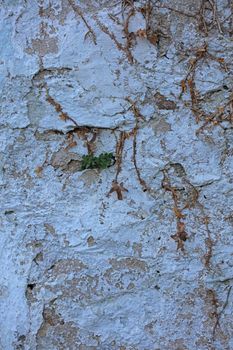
[0,1,233,349]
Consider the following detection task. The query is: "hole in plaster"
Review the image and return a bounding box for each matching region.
[27,283,36,290]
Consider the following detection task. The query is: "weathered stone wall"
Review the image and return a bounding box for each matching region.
[0,0,233,349]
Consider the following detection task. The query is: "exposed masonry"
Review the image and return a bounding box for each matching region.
[0,0,233,349]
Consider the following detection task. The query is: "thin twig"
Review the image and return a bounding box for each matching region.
[126,97,152,192]
[68,0,97,45]
[213,286,232,339]
[203,216,214,268]
[154,4,195,18]
[114,131,127,181]
[162,169,188,252]
[46,90,79,127]
[123,8,135,63]
[155,0,223,34]
[94,16,125,52]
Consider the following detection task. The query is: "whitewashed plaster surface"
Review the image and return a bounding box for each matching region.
[0,0,233,349]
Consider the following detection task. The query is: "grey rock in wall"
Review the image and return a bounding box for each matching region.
[0,0,233,349]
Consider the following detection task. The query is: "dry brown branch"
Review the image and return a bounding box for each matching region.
[171,222,188,251]
[108,130,129,200]
[179,43,229,126]
[198,0,223,35]
[125,97,152,193]
[108,13,122,26]
[108,180,128,200]
[154,4,195,19]
[162,171,188,251]
[68,0,97,45]
[126,97,146,122]
[194,198,215,269]
[108,98,151,199]
[213,286,232,339]
[205,289,220,337]
[94,15,135,63]
[144,0,152,30]
[123,8,135,63]
[94,16,125,52]
[95,1,160,63]
[197,93,233,133]
[64,133,77,151]
[155,0,223,35]
[46,93,79,127]
[132,124,149,191]
[202,216,214,268]
[46,89,100,154]
[83,130,98,155]
[121,0,135,11]
[179,43,209,96]
[114,131,127,181]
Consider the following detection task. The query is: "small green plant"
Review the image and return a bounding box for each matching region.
[80,153,115,170]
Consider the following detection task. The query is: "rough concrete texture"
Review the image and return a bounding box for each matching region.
[0,0,233,349]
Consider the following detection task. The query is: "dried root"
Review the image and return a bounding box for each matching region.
[162,171,188,252]
[68,0,97,44]
[179,43,230,129]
